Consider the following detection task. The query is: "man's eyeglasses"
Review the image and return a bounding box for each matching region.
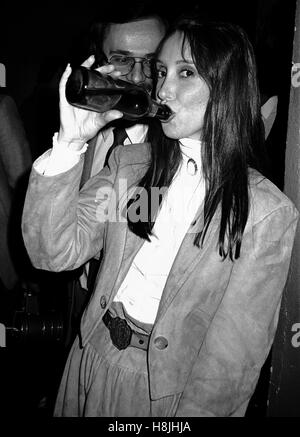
[106,55,154,79]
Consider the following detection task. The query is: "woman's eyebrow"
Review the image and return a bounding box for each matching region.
[176,59,194,65]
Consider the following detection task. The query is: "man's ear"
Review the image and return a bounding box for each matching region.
[261,95,278,139]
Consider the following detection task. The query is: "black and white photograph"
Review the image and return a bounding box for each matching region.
[0,0,299,424]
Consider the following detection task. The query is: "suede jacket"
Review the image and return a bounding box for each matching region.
[22,143,299,416]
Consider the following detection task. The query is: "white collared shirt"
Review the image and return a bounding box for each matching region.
[113,138,205,324]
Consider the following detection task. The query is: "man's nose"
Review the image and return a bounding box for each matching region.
[127,61,146,84]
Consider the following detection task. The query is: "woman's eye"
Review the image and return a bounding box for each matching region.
[180,69,194,78]
[156,69,166,79]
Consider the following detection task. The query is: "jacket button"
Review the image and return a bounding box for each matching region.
[100,295,107,309]
[154,336,168,350]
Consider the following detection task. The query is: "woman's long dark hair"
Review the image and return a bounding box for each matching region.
[127,19,266,261]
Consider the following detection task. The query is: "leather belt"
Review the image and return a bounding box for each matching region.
[103,311,149,351]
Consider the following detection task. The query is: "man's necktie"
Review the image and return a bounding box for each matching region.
[104,127,128,167]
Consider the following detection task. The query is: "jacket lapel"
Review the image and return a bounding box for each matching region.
[155,204,220,321]
[107,147,151,296]
[110,226,145,296]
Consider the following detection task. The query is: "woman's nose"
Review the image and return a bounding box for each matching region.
[157,78,175,103]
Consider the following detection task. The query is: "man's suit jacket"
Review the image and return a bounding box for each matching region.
[22,143,298,416]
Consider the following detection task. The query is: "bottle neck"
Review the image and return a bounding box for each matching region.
[148,100,172,121]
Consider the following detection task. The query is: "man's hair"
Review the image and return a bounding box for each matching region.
[88,2,168,67]
[128,19,267,261]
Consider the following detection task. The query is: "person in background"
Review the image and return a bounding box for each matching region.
[0,91,31,293]
[22,16,298,416]
[84,5,167,178]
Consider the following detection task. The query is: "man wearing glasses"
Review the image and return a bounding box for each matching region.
[82,6,167,179]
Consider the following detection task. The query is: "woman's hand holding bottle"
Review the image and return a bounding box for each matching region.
[57,55,123,152]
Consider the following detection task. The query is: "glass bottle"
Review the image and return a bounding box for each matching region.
[65,66,172,121]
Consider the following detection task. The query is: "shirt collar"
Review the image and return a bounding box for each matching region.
[179,138,202,170]
[125,123,148,144]
[102,123,148,144]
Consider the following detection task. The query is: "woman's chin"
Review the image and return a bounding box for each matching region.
[161,124,180,140]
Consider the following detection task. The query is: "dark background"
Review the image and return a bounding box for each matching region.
[0,0,297,417]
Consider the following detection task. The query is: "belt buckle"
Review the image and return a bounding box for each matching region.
[109,316,132,350]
